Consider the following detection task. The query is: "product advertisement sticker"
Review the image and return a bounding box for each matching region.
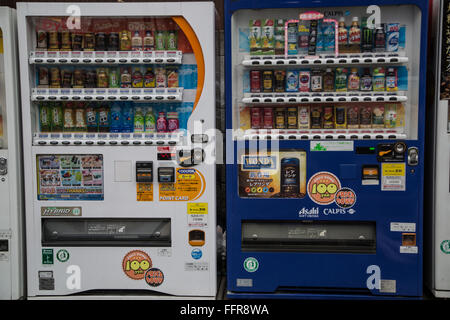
[381,163,405,191]
[159,168,205,201]
[334,187,357,209]
[145,268,164,287]
[37,154,104,200]
[239,150,307,198]
[122,250,152,280]
[187,202,208,228]
[310,141,354,152]
[137,183,153,201]
[42,249,54,265]
[41,206,82,217]
[307,172,341,205]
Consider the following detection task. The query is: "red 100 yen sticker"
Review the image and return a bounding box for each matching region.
[145,268,164,287]
[307,172,341,205]
[335,187,357,209]
[122,250,152,280]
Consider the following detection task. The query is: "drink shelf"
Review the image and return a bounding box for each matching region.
[234,129,406,141]
[242,53,408,67]
[32,132,183,146]
[29,50,183,65]
[242,91,407,104]
[31,87,183,102]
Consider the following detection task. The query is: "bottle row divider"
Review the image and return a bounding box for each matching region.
[29,50,183,65]
[31,87,184,102]
[241,91,407,104]
[234,131,406,141]
[32,131,184,146]
[242,54,408,67]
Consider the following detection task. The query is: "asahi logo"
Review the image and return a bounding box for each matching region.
[41,207,82,217]
[298,207,319,218]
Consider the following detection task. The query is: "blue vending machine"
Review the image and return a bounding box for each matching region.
[225,0,428,298]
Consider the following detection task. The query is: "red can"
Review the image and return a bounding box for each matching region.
[263,107,274,129]
[250,70,262,93]
[251,107,262,129]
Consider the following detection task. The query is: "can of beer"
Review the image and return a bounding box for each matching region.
[274,70,286,92]
[310,106,322,129]
[50,67,61,88]
[335,106,347,129]
[285,70,299,92]
[360,106,372,128]
[95,32,107,51]
[36,31,48,50]
[48,32,60,51]
[250,107,262,129]
[347,106,360,129]
[386,23,399,52]
[298,106,310,129]
[60,31,72,51]
[107,32,120,51]
[72,33,83,51]
[299,71,311,92]
[323,106,334,129]
[262,70,274,92]
[287,107,298,129]
[84,33,95,51]
[263,107,274,129]
[274,107,287,129]
[250,70,261,93]
[280,157,300,195]
[73,69,85,88]
[61,70,73,88]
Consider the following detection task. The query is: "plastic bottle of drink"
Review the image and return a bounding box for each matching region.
[156,111,168,132]
[109,68,120,88]
[110,102,123,132]
[338,17,348,54]
[39,102,51,132]
[98,104,111,132]
[86,103,99,132]
[121,102,134,132]
[131,31,143,51]
[374,24,386,52]
[348,17,361,53]
[144,107,156,132]
[134,106,145,133]
[347,68,360,91]
[167,106,179,132]
[51,102,64,132]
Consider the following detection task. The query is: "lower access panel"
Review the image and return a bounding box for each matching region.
[227,142,423,298]
[27,147,216,298]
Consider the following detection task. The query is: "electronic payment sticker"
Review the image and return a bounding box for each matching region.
[381,163,405,191]
[187,203,208,228]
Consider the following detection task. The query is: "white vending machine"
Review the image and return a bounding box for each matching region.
[17,2,216,299]
[0,6,25,300]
